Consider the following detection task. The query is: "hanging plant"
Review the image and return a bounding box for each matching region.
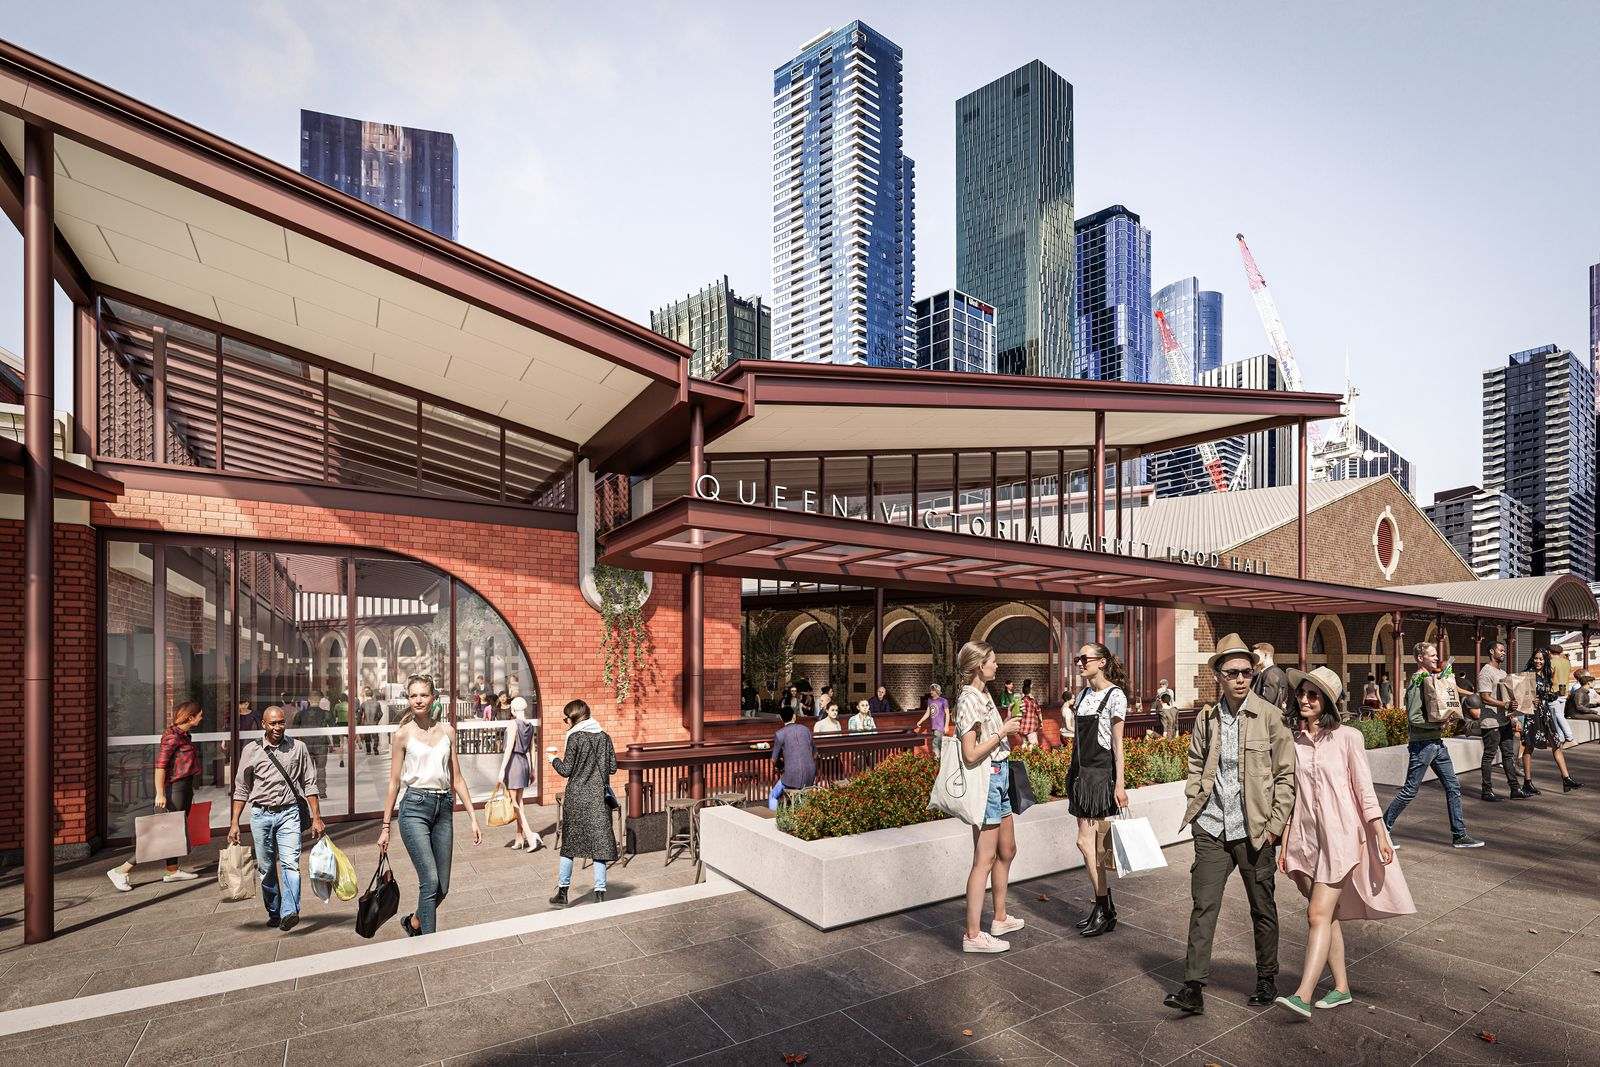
[593,563,651,705]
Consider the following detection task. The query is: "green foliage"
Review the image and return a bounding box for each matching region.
[1013,745,1073,797]
[1354,718,1391,750]
[778,750,944,841]
[742,610,792,694]
[1143,750,1185,785]
[1122,732,1191,788]
[1376,705,1410,745]
[593,564,650,706]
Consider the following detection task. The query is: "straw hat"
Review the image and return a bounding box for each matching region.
[1208,633,1255,673]
[1286,666,1344,709]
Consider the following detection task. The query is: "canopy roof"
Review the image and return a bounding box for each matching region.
[1389,575,1600,627]
[0,41,689,455]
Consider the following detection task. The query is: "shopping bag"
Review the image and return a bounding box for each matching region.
[330,840,359,902]
[308,836,337,904]
[1096,818,1115,872]
[1509,672,1538,716]
[134,810,190,864]
[1111,815,1168,878]
[928,733,987,826]
[186,801,212,847]
[1428,675,1462,724]
[217,842,258,902]
[356,853,400,938]
[1007,760,1036,816]
[485,783,516,827]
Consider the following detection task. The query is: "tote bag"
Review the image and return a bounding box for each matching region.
[1427,675,1463,723]
[928,731,988,826]
[217,842,258,902]
[134,810,190,864]
[356,853,400,938]
[1110,813,1167,878]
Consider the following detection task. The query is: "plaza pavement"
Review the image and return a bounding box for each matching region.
[3,746,1599,1065]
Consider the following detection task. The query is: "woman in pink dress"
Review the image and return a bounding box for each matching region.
[1276,666,1415,1017]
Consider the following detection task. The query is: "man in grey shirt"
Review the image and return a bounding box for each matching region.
[228,706,324,932]
[1475,641,1522,800]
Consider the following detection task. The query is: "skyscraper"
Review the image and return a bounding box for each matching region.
[1483,344,1597,578]
[1199,353,1293,489]
[955,61,1074,377]
[1151,278,1223,384]
[1073,205,1150,383]
[1316,422,1415,496]
[1425,485,1533,580]
[650,277,771,380]
[1590,262,1599,380]
[299,110,458,239]
[914,290,997,374]
[771,22,914,367]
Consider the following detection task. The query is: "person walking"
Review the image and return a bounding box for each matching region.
[1520,650,1583,793]
[1474,641,1523,801]
[1164,633,1296,1017]
[227,705,325,931]
[769,705,818,809]
[495,693,543,852]
[1066,643,1128,938]
[1158,692,1180,738]
[1546,647,1578,750]
[1382,641,1484,849]
[1016,678,1042,747]
[376,675,482,936]
[1361,675,1383,715]
[915,683,950,756]
[1275,667,1415,1016]
[848,699,878,733]
[108,700,206,892]
[954,641,1025,953]
[358,686,383,756]
[547,699,618,905]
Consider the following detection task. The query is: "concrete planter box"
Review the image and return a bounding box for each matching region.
[1365,724,1595,786]
[699,779,1192,930]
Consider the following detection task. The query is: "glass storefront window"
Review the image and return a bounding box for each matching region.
[455,580,538,802]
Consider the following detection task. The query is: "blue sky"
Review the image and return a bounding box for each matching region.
[3,0,1597,502]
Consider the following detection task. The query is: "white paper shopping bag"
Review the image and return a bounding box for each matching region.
[1111,815,1167,878]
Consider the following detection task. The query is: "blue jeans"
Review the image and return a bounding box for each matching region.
[1384,738,1466,837]
[983,764,1013,825]
[397,788,454,934]
[1548,699,1575,745]
[768,782,785,811]
[250,806,302,919]
[558,855,607,892]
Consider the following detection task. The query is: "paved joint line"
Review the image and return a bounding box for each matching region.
[120,1018,151,1067]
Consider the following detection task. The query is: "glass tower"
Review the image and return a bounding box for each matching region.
[914,290,997,374]
[299,110,458,239]
[771,22,914,367]
[1152,278,1223,384]
[1073,205,1150,382]
[955,61,1074,377]
[650,276,771,380]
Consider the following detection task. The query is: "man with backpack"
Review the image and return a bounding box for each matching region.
[1382,641,1483,849]
[1250,643,1292,712]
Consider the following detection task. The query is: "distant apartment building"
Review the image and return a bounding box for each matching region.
[771,22,914,367]
[1425,485,1533,580]
[955,60,1074,377]
[914,290,997,374]
[1151,277,1222,383]
[1317,422,1415,497]
[1483,344,1597,578]
[1073,205,1150,383]
[1155,353,1285,499]
[299,110,458,239]
[650,277,771,380]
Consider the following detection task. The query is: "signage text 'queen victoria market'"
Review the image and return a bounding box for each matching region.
[690,475,1271,575]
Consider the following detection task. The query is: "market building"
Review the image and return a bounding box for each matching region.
[3,41,1596,946]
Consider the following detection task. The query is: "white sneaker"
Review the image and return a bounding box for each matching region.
[962,931,1010,953]
[991,915,1026,937]
[162,869,199,882]
[107,867,132,892]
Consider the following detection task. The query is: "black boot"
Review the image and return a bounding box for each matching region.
[1075,898,1102,932]
[1248,976,1278,1005]
[593,890,606,903]
[548,886,569,907]
[1163,981,1205,1015]
[1081,895,1117,937]
[1563,777,1584,792]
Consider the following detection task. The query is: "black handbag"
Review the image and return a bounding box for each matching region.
[1007,760,1036,815]
[604,785,620,811]
[356,853,399,939]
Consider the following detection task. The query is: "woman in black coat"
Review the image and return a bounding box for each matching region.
[547,699,618,906]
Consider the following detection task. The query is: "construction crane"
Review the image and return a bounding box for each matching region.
[1235,233,1332,452]
[1154,309,1232,493]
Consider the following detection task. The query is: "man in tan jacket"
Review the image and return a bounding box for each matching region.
[1163,633,1297,1017]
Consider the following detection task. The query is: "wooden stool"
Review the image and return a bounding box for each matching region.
[664,796,696,866]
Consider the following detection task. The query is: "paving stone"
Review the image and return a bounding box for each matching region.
[450,994,729,1065]
[692,946,919,1042]
[678,1009,908,1066]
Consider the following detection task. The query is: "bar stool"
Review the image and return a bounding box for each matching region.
[664,796,697,866]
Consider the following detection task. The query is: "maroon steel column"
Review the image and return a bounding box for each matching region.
[1093,413,1106,641]
[1298,614,1308,669]
[1474,620,1482,681]
[1297,417,1308,581]
[873,587,885,692]
[1583,626,1591,670]
[685,404,706,798]
[1391,612,1403,701]
[23,124,55,944]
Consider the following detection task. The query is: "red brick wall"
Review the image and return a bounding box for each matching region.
[0,520,98,852]
[91,489,741,804]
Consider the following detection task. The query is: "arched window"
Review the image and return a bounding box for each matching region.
[362,639,379,658]
[328,638,343,659]
[399,636,418,658]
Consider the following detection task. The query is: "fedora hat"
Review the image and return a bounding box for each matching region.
[1208,633,1256,673]
[1287,666,1344,709]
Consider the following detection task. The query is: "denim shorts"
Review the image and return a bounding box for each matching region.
[983,763,1013,825]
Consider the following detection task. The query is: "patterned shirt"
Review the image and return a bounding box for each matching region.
[1195,697,1247,842]
[1017,696,1042,738]
[155,725,200,782]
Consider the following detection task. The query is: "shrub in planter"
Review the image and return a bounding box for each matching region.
[1013,744,1072,797]
[1354,718,1390,751]
[1124,732,1190,788]
[777,749,943,841]
[1144,750,1184,785]
[1376,706,1410,746]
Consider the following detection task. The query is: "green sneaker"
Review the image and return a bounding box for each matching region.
[1274,994,1312,1018]
[1315,989,1353,1010]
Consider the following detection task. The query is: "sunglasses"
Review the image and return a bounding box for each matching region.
[1074,654,1104,665]
[1220,667,1256,680]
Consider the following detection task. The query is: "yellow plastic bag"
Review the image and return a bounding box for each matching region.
[485,783,516,827]
[330,840,359,902]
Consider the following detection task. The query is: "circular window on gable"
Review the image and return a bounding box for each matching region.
[1373,506,1403,580]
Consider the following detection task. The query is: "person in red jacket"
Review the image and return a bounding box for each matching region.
[107,700,205,892]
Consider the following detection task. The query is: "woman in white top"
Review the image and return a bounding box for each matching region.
[955,640,1026,953]
[1066,642,1129,938]
[377,674,481,935]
